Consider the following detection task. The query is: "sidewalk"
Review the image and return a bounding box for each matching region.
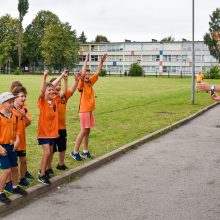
[0,102,220,218]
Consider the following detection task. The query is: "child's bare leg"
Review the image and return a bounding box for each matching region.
[47,153,53,170]
[82,128,90,151]
[74,128,89,152]
[11,166,18,186]
[0,169,11,192]
[59,151,65,165]
[19,156,27,179]
[40,144,52,176]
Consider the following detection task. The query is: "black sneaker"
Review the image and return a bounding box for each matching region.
[25,171,34,179]
[0,193,11,204]
[81,151,93,159]
[56,164,68,170]
[38,175,51,185]
[46,169,55,178]
[13,186,28,196]
[38,170,50,179]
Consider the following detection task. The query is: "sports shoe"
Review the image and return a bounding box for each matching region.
[4,181,13,193]
[70,152,82,161]
[81,151,93,159]
[0,193,11,204]
[38,175,51,185]
[46,169,55,178]
[19,178,30,186]
[56,164,68,170]
[25,171,34,179]
[38,170,50,179]
[13,186,28,196]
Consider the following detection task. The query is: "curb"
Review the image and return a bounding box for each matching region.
[0,102,219,216]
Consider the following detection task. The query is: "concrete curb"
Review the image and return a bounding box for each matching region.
[0,102,219,216]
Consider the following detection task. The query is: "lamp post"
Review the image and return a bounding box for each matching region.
[191,0,195,104]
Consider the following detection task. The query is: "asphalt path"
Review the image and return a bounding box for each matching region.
[3,105,220,220]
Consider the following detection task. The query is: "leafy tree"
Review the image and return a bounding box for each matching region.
[23,10,60,69]
[78,31,87,43]
[160,36,175,42]
[17,0,29,69]
[129,63,144,76]
[203,8,220,62]
[95,35,109,43]
[40,22,79,71]
[0,15,19,73]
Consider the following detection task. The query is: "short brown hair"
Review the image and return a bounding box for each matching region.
[12,86,27,96]
[10,81,23,92]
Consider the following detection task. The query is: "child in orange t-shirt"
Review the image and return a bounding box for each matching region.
[0,92,27,204]
[37,70,66,185]
[70,53,107,161]
[12,86,32,186]
[48,71,80,171]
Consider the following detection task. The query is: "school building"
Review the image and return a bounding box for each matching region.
[77,41,219,76]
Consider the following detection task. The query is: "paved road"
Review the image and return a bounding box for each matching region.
[3,105,220,220]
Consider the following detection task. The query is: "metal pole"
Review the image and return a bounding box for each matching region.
[191,0,195,104]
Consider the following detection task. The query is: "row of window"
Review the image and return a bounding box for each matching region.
[79,55,217,63]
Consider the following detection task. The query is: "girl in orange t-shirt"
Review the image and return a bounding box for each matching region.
[70,53,107,161]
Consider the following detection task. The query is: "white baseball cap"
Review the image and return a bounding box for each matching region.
[0,92,18,105]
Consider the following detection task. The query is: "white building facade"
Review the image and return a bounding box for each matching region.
[77,41,219,76]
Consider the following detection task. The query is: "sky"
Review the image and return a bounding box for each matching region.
[0,0,219,42]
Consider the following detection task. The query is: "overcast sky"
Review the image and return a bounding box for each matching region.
[1,0,219,42]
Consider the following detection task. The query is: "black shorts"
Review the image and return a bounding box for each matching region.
[53,129,67,153]
[17,150,26,157]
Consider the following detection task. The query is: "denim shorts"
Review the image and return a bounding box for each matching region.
[0,144,18,169]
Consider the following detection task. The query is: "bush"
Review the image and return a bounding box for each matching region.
[204,65,220,79]
[13,67,23,75]
[128,63,144,76]
[99,69,107,77]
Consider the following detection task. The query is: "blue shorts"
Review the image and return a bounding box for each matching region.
[38,138,54,146]
[0,144,18,169]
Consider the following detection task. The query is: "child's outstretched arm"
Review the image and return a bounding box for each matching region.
[81,54,90,79]
[94,53,107,76]
[40,70,49,98]
[51,70,66,87]
[69,72,80,95]
[59,72,68,98]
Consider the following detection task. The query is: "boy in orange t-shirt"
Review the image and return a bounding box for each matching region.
[0,92,27,204]
[48,71,80,171]
[12,86,32,186]
[70,53,107,161]
[37,70,66,185]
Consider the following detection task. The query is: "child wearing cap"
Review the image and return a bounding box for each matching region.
[70,53,107,161]
[0,92,27,204]
[37,70,67,185]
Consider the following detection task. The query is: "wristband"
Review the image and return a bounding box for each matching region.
[211,85,215,91]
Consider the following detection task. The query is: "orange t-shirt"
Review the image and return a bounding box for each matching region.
[0,112,20,144]
[78,74,98,113]
[13,106,31,151]
[37,96,60,138]
[58,89,72,130]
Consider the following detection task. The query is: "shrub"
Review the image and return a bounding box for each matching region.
[204,65,220,79]
[99,69,107,77]
[128,63,144,76]
[13,67,23,75]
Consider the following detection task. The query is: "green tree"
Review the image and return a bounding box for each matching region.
[0,15,19,73]
[203,8,220,62]
[78,31,87,43]
[129,63,144,76]
[23,10,60,70]
[17,0,29,69]
[40,22,79,71]
[160,36,175,42]
[95,35,109,43]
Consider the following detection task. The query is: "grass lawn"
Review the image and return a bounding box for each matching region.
[0,74,218,186]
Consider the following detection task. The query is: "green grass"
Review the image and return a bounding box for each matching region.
[0,75,218,186]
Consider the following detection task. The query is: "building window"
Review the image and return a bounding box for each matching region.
[91,55,98,61]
